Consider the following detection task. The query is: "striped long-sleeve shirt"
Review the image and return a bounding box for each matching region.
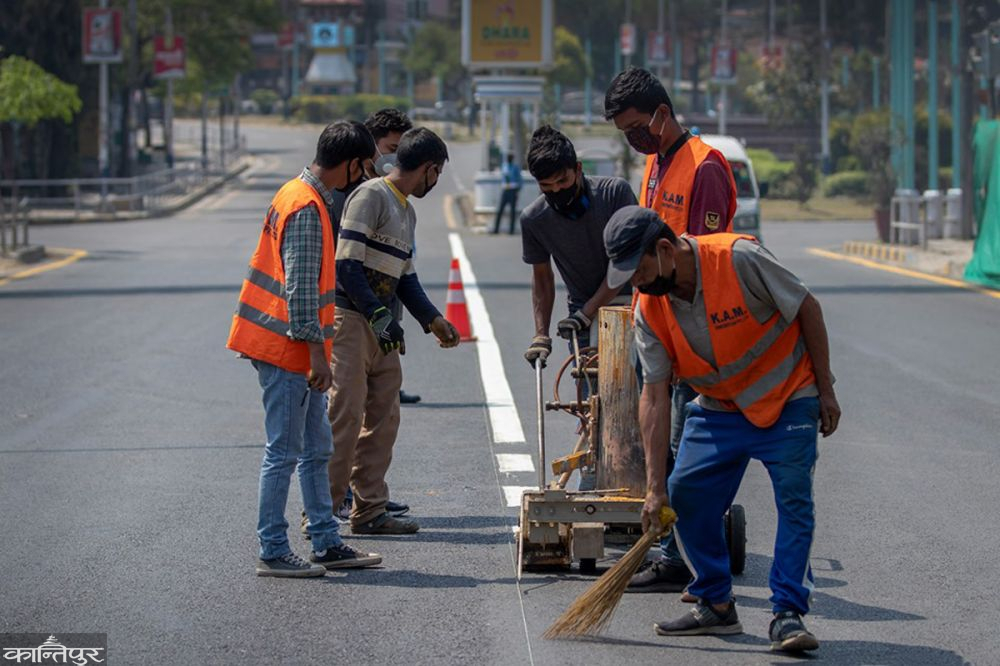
[335,177,440,328]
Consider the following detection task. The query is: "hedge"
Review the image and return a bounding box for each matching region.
[822,170,870,197]
[291,94,410,124]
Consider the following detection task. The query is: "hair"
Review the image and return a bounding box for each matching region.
[314,120,376,169]
[603,67,674,121]
[364,108,413,142]
[395,127,449,171]
[643,221,678,254]
[526,125,577,180]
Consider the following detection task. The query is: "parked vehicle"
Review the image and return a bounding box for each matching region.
[700,134,766,243]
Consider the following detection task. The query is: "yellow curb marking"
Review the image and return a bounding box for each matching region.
[807,247,1000,301]
[0,247,88,288]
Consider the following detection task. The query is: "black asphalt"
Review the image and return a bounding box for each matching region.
[1,122,997,665]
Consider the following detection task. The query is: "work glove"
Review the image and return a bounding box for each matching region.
[524,335,552,368]
[556,310,591,340]
[368,306,405,355]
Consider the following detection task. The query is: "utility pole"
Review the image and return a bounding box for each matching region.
[719,0,728,135]
[126,0,138,176]
[820,0,831,174]
[98,0,110,178]
[928,0,939,191]
[164,5,175,168]
[949,0,961,189]
[584,37,593,129]
[624,0,633,69]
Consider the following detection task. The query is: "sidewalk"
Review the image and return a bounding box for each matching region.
[836,238,974,280]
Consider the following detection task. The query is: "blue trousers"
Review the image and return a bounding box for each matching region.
[670,397,820,615]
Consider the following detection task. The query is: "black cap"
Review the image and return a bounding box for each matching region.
[604,205,665,289]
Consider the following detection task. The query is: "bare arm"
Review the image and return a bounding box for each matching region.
[580,279,622,321]
[797,293,841,437]
[639,379,672,532]
[531,262,556,337]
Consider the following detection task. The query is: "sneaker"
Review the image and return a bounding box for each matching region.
[256,552,327,578]
[399,390,422,404]
[625,559,693,593]
[769,611,819,652]
[335,497,352,522]
[352,512,419,534]
[310,543,383,569]
[654,599,743,636]
[386,500,410,517]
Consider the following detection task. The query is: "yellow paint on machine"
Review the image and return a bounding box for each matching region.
[806,247,1000,301]
[0,248,88,287]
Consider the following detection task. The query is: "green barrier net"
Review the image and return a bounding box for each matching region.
[965,120,1000,289]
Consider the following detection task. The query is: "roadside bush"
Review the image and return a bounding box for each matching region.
[786,144,818,206]
[292,94,410,124]
[747,147,795,198]
[836,155,862,172]
[822,170,870,197]
[251,88,279,115]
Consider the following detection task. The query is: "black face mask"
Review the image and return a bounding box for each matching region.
[419,167,438,198]
[637,268,676,296]
[337,160,366,193]
[544,177,590,219]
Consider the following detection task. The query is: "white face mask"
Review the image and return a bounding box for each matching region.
[374,152,397,177]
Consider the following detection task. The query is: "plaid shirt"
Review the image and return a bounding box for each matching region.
[281,167,336,343]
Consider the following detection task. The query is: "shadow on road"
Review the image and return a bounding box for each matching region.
[0,284,240,299]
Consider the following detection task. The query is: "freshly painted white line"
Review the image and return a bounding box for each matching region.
[447,232,527,445]
[496,453,535,473]
[503,486,534,508]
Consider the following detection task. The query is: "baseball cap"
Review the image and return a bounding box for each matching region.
[604,205,667,290]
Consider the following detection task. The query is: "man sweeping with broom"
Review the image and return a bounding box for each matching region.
[583,206,839,652]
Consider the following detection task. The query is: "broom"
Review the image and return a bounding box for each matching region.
[543,505,678,639]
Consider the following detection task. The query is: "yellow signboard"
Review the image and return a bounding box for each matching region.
[463,0,553,69]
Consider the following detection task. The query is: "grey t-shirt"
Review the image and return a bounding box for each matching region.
[521,175,638,308]
[635,237,818,410]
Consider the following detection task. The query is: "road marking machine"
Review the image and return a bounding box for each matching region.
[515,306,746,578]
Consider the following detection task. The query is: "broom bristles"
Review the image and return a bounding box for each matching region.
[543,530,660,639]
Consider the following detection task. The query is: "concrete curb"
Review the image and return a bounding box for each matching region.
[25,157,253,225]
[837,239,972,281]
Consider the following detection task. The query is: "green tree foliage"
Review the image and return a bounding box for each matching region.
[547,26,589,88]
[849,110,897,208]
[745,42,819,127]
[787,143,818,206]
[403,21,462,85]
[0,56,82,126]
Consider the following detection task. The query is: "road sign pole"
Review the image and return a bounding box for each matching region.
[950,0,961,188]
[928,0,939,191]
[98,0,110,180]
[164,6,174,168]
[584,38,592,129]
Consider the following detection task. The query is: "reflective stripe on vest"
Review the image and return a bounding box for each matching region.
[638,234,815,428]
[638,135,737,237]
[226,178,336,375]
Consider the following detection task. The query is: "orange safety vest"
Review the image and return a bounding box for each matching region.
[638,234,816,428]
[638,135,737,238]
[226,178,336,375]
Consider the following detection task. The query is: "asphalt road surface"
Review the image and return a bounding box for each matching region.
[1,122,998,665]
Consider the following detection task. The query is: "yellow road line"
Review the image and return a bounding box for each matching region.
[0,247,88,288]
[806,247,1000,301]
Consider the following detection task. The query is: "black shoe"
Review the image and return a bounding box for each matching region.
[655,598,743,636]
[352,512,419,534]
[310,543,382,570]
[256,552,326,578]
[399,389,421,404]
[769,611,819,652]
[386,500,410,517]
[625,559,693,593]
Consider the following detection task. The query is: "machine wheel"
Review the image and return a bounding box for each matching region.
[725,504,747,575]
[579,558,597,575]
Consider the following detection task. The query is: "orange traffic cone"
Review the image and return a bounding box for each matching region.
[445,258,477,342]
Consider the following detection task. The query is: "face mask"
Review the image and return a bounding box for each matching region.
[418,166,438,198]
[336,159,366,193]
[544,173,590,219]
[625,110,664,155]
[637,249,677,296]
[374,152,397,177]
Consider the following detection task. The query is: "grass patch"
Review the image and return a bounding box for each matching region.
[762,195,874,221]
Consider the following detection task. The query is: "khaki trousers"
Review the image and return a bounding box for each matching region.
[327,309,402,526]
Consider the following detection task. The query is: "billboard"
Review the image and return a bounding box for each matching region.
[153,36,186,80]
[462,0,553,70]
[711,42,737,83]
[619,23,636,57]
[647,31,670,65]
[82,8,122,64]
[312,22,354,49]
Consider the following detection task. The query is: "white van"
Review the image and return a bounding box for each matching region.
[699,134,765,243]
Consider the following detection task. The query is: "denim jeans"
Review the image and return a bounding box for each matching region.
[659,381,699,564]
[254,360,342,559]
[670,397,819,613]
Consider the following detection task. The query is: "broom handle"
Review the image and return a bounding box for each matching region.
[536,360,546,490]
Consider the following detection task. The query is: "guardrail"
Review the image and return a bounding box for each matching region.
[0,136,246,252]
[890,188,963,248]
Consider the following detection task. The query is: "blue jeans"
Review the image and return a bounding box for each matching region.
[670,397,820,614]
[254,360,343,559]
[659,382,699,564]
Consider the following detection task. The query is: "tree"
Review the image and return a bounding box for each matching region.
[403,21,464,96]
[745,41,820,128]
[0,56,82,126]
[547,26,588,88]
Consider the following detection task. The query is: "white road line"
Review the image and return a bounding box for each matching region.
[496,453,535,473]
[503,486,533,508]
[447,232,526,445]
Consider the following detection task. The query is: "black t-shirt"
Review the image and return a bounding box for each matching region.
[520,175,638,307]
